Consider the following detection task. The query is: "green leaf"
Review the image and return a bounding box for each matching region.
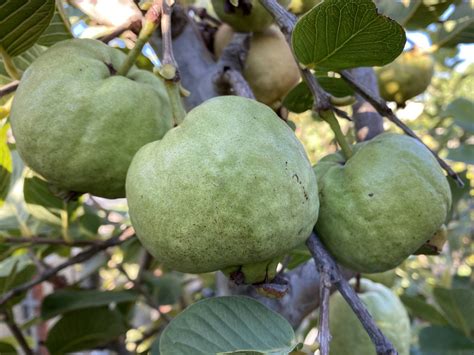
[419,326,474,355]
[447,144,474,165]
[23,171,70,226]
[0,123,12,207]
[45,306,128,354]
[447,170,470,219]
[283,76,354,113]
[143,272,183,306]
[0,341,17,354]
[0,254,36,305]
[0,44,45,85]
[159,296,297,355]
[444,98,474,133]
[374,0,420,26]
[37,2,72,47]
[433,287,474,337]
[286,244,311,269]
[400,294,448,325]
[41,289,139,319]
[0,0,55,57]
[292,0,406,70]
[405,0,455,30]
[431,2,474,48]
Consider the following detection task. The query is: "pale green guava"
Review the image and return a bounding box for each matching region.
[126,96,319,283]
[376,48,434,106]
[10,38,173,198]
[314,133,451,273]
[329,279,411,355]
[211,0,290,33]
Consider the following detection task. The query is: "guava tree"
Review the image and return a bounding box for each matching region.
[0,0,472,354]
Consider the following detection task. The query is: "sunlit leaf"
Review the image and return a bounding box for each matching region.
[292,0,406,70]
[0,123,12,207]
[160,296,297,355]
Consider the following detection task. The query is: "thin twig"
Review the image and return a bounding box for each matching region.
[1,309,33,355]
[2,236,109,247]
[0,228,135,307]
[99,18,142,43]
[160,0,179,80]
[317,266,332,355]
[306,233,397,355]
[340,70,463,187]
[0,80,19,99]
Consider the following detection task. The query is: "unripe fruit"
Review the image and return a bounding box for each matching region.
[314,133,451,273]
[211,0,290,33]
[126,96,319,283]
[10,39,173,198]
[376,48,434,107]
[214,24,300,108]
[329,279,411,355]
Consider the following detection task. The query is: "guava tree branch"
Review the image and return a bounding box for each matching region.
[306,233,397,355]
[213,33,255,99]
[2,236,111,247]
[340,70,463,186]
[1,309,33,355]
[0,80,19,99]
[349,68,384,141]
[0,228,135,308]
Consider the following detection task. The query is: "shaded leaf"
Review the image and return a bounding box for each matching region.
[405,0,455,30]
[446,144,474,165]
[45,306,128,354]
[431,2,474,48]
[447,170,470,220]
[0,0,55,57]
[283,76,354,113]
[41,289,139,319]
[433,287,474,337]
[160,296,297,355]
[0,254,36,305]
[292,0,406,70]
[400,294,448,325]
[444,98,474,133]
[286,244,311,269]
[0,123,12,207]
[0,341,17,354]
[419,325,474,355]
[0,44,45,85]
[142,272,183,306]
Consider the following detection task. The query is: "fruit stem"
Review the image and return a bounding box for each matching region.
[117,20,158,76]
[0,46,21,80]
[320,110,353,160]
[164,79,186,125]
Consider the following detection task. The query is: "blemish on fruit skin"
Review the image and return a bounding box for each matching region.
[104,62,117,76]
[368,193,374,197]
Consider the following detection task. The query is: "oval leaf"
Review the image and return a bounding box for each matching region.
[37,4,72,47]
[159,296,297,355]
[0,44,45,85]
[41,289,139,319]
[292,0,406,70]
[433,287,474,337]
[419,325,474,354]
[45,307,128,354]
[0,0,55,57]
[444,98,474,133]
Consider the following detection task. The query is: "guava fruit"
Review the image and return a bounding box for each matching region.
[314,133,451,273]
[214,24,300,108]
[376,47,434,107]
[288,0,321,15]
[362,270,398,288]
[329,279,411,355]
[10,38,173,198]
[126,96,319,283]
[211,0,290,33]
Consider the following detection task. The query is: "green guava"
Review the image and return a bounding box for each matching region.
[126,96,319,283]
[362,270,398,288]
[314,133,451,273]
[211,0,290,33]
[214,24,300,108]
[376,47,434,106]
[329,279,411,355]
[10,38,173,199]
